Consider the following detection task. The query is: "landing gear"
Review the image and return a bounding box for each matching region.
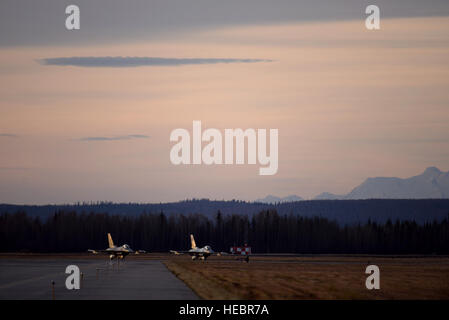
[107,255,116,268]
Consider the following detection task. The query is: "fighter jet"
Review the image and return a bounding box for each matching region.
[88,233,134,261]
[170,234,216,260]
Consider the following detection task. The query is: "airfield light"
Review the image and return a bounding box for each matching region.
[51,281,55,300]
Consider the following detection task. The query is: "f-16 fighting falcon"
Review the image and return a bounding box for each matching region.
[170,234,219,260]
[88,233,134,261]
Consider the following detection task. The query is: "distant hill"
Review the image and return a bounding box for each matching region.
[255,194,303,204]
[313,192,345,200]
[1,199,449,225]
[2,168,449,225]
[314,167,449,200]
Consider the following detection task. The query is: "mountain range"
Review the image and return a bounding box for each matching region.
[2,167,449,225]
[258,167,449,201]
[318,167,449,200]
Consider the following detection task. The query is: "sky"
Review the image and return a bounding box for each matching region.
[1,1,449,204]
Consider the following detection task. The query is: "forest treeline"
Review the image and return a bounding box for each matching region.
[1,210,448,254]
[2,198,449,225]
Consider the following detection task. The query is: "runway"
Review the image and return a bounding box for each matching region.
[0,258,198,300]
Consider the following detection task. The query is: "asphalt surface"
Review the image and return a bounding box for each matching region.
[0,258,198,300]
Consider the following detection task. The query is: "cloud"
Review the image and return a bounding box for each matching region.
[80,134,150,141]
[39,57,272,68]
[3,1,449,47]
[0,133,18,137]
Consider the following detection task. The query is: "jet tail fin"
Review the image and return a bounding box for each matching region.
[190,234,197,249]
[107,233,114,248]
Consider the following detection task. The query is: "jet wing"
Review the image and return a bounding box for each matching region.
[87,249,112,254]
[170,250,208,255]
[170,250,225,256]
[169,250,190,255]
[87,249,125,254]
